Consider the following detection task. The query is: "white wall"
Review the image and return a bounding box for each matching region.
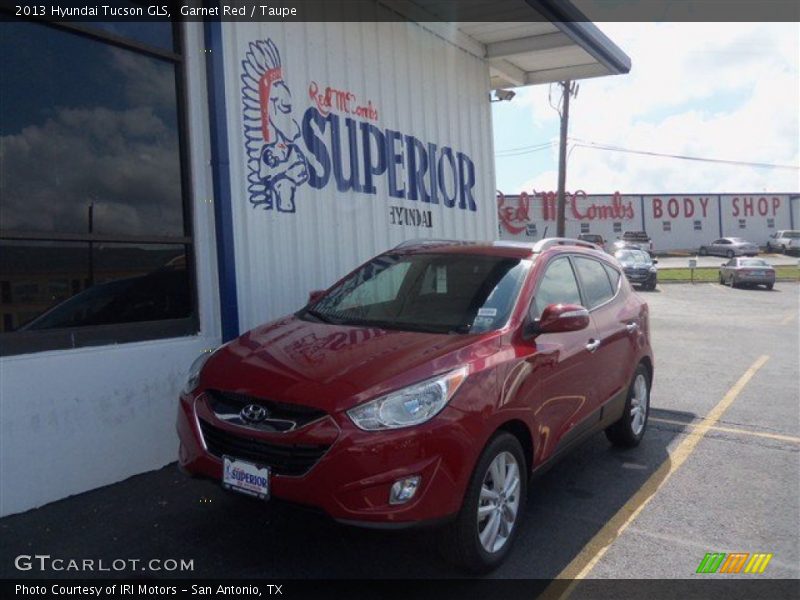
[0,24,220,517]
[221,15,498,332]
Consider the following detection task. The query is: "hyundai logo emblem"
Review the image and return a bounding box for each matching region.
[240,403,269,423]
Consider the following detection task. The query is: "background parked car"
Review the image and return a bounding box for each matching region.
[699,237,759,258]
[614,247,658,290]
[612,231,653,255]
[766,230,800,255]
[719,257,775,289]
[577,233,607,252]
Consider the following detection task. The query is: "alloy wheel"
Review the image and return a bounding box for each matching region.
[630,373,648,436]
[477,451,521,553]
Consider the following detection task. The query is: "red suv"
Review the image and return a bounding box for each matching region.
[177,238,653,571]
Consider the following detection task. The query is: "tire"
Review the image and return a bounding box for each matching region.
[605,364,650,448]
[439,432,527,573]
[719,273,724,284]
[766,283,774,290]
[766,242,773,252]
[781,245,787,255]
[699,246,707,256]
[726,250,734,258]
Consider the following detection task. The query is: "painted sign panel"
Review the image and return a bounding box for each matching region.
[224,19,495,330]
[499,191,796,252]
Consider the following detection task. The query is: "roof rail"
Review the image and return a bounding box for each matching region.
[393,238,462,249]
[531,237,600,252]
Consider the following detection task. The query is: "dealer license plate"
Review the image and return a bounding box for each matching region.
[222,456,270,500]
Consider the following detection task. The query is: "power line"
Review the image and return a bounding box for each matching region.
[568,138,800,170]
[495,142,556,157]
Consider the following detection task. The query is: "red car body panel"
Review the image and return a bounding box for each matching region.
[177,242,653,526]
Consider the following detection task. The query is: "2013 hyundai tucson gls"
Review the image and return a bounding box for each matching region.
[176,238,654,572]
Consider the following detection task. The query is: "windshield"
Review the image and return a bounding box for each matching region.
[784,232,800,239]
[740,259,769,267]
[615,249,651,265]
[302,253,530,334]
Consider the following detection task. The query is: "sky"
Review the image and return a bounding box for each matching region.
[491,22,800,196]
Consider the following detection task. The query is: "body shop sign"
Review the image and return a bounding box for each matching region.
[241,39,477,223]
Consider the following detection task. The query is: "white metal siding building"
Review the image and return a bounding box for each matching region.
[498,192,799,251]
[0,3,630,516]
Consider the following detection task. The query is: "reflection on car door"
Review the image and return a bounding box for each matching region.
[516,256,602,463]
[572,257,639,421]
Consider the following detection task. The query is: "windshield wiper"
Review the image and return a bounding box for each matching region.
[303,309,336,324]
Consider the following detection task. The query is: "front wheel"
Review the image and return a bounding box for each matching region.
[726,250,735,258]
[606,364,650,448]
[766,242,773,252]
[766,283,774,290]
[439,432,527,573]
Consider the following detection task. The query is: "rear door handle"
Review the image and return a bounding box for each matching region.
[626,322,639,333]
[586,339,601,353]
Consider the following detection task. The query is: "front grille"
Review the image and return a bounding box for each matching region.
[199,419,329,476]
[206,389,327,430]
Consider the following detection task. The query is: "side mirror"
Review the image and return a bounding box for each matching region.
[525,303,590,337]
[308,289,326,304]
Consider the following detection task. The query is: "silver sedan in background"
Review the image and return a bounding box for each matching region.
[699,237,759,258]
[719,257,776,289]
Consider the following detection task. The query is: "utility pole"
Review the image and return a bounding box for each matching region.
[556,80,577,237]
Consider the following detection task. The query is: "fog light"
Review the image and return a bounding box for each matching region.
[389,476,421,505]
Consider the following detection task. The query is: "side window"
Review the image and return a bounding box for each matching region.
[531,257,582,319]
[602,263,621,291]
[573,257,614,309]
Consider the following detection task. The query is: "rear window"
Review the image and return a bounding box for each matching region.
[740,259,769,267]
[573,257,615,309]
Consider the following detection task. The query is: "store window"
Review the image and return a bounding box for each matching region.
[739,219,747,229]
[580,223,590,233]
[613,222,622,233]
[0,19,196,356]
[663,221,671,232]
[767,218,775,228]
[694,220,702,231]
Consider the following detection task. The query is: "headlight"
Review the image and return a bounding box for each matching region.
[347,367,469,431]
[183,348,217,395]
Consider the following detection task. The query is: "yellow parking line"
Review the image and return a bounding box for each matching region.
[551,355,770,589]
[649,417,800,445]
[780,311,796,325]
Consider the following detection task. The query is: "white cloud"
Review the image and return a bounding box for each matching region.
[499,23,800,194]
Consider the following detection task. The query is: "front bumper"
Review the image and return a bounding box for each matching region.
[624,269,657,287]
[176,392,475,526]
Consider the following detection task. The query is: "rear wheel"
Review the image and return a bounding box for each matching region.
[766,283,774,290]
[726,250,735,258]
[719,273,724,284]
[699,246,707,256]
[439,432,526,573]
[606,364,650,448]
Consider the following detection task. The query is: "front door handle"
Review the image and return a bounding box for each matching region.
[586,339,601,353]
[626,322,639,333]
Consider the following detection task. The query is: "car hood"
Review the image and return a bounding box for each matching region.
[199,315,497,413]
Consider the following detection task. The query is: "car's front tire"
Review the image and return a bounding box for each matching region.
[439,432,527,573]
[606,364,650,448]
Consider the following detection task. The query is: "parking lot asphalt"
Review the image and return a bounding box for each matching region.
[1,283,798,581]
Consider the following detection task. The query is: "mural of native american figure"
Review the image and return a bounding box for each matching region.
[241,39,309,213]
